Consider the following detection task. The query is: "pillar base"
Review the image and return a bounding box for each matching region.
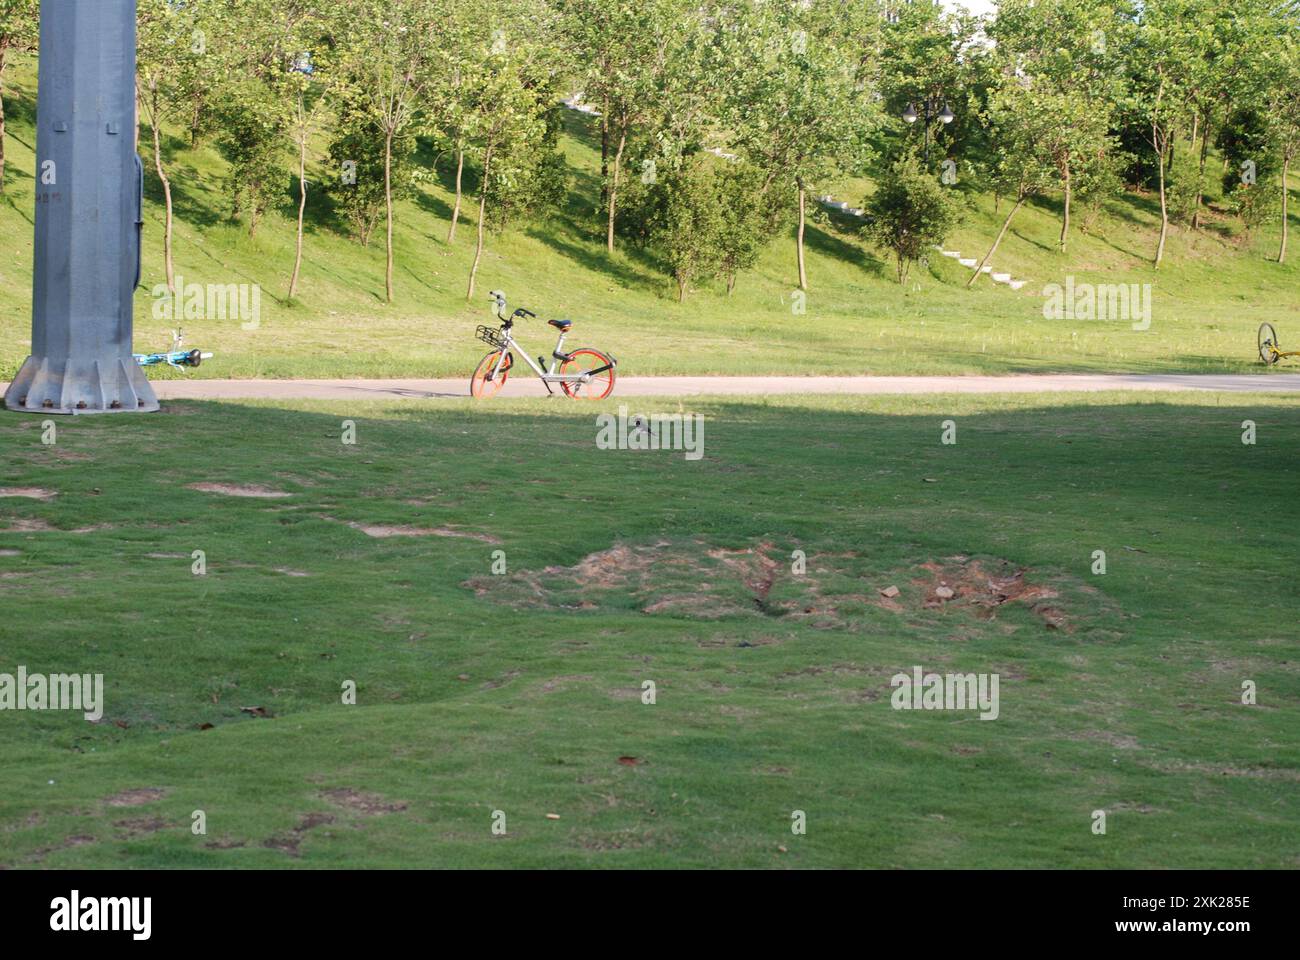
[3,354,160,414]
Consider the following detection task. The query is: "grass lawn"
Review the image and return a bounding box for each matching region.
[1,392,1297,868]
[2,54,1299,383]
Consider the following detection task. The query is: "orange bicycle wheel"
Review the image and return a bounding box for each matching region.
[559,348,616,399]
[471,350,512,398]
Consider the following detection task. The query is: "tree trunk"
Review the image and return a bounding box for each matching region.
[384,127,395,303]
[600,97,609,206]
[1280,155,1291,265]
[726,270,736,295]
[1154,130,1169,268]
[190,95,203,148]
[967,196,1024,288]
[149,88,176,294]
[288,132,308,300]
[466,143,494,301]
[676,274,687,302]
[1059,162,1071,252]
[447,147,463,242]
[796,178,808,290]
[606,126,626,254]
[1192,115,1210,230]
[0,46,8,194]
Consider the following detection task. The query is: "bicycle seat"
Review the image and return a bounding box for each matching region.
[547,319,573,331]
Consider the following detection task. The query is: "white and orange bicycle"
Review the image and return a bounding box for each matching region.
[471,290,617,399]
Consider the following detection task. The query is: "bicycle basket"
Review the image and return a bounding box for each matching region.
[476,325,507,349]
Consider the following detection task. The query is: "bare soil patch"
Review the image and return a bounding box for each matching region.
[188,482,292,499]
[113,816,169,837]
[262,812,337,857]
[319,788,408,815]
[0,518,104,533]
[103,787,167,807]
[342,520,500,543]
[465,540,1096,634]
[0,487,56,500]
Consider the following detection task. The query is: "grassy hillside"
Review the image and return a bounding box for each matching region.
[1,52,1298,382]
[2,390,1297,867]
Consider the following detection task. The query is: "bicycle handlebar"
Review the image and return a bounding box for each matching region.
[487,290,535,323]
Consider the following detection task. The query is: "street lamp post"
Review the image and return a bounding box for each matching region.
[902,98,954,165]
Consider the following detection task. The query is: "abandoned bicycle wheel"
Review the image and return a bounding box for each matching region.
[471,350,512,398]
[1259,322,1279,364]
[560,348,616,399]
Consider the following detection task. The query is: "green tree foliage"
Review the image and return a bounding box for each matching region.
[556,0,699,254]
[460,11,562,300]
[332,0,447,302]
[864,152,966,284]
[967,81,1061,286]
[717,0,878,290]
[138,0,207,291]
[991,0,1128,250]
[0,0,37,194]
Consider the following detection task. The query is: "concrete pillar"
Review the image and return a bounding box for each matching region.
[3,0,156,415]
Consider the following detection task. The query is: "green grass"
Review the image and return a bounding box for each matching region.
[1,392,1297,868]
[1,52,1299,382]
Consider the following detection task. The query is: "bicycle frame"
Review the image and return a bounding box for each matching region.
[484,303,615,395]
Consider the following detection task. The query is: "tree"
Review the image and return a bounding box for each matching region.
[967,82,1059,287]
[1263,14,1300,263]
[137,0,205,293]
[557,0,695,255]
[649,152,726,302]
[333,0,445,302]
[0,0,37,195]
[215,75,289,238]
[327,109,413,247]
[720,1,876,290]
[864,152,965,284]
[990,0,1127,251]
[1129,0,1199,268]
[282,17,338,301]
[461,21,557,300]
[714,160,774,295]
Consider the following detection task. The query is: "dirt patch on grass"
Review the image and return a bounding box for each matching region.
[0,518,104,534]
[0,487,56,500]
[911,557,1073,632]
[319,788,407,815]
[188,482,292,499]
[1146,761,1300,782]
[103,787,167,807]
[0,549,21,557]
[540,674,593,692]
[465,540,1098,634]
[113,816,169,837]
[262,812,336,857]
[1072,730,1141,750]
[341,520,500,543]
[204,836,247,849]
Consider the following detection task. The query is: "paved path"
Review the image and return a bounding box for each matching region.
[5,374,1300,402]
